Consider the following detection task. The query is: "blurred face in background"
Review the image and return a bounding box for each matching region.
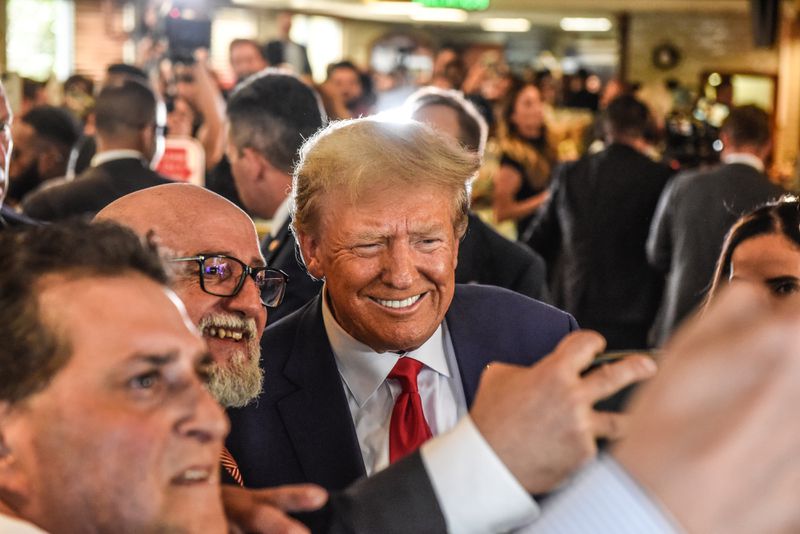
[166,97,195,138]
[511,84,545,139]
[729,233,800,305]
[328,67,363,109]
[229,42,267,82]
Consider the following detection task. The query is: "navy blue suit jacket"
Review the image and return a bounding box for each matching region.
[226,284,577,491]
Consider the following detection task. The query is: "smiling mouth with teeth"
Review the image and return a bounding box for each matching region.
[202,327,248,341]
[373,293,424,309]
[172,467,214,485]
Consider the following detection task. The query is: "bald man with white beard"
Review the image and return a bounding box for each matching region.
[97,183,273,410]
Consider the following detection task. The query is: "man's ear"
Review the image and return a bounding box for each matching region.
[0,402,33,507]
[241,147,271,182]
[296,230,324,280]
[0,401,19,461]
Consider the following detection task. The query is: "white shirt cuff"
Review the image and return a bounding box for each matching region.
[421,415,540,533]
[520,455,683,534]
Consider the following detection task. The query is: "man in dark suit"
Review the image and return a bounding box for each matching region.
[264,11,312,80]
[22,78,171,221]
[407,87,550,302]
[6,105,81,205]
[224,117,647,523]
[226,71,325,325]
[525,95,674,350]
[647,105,784,346]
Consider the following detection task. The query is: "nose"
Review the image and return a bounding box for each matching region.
[177,382,230,444]
[381,241,415,289]
[224,275,267,333]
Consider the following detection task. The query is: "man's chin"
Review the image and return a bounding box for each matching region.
[204,336,251,364]
[205,337,263,408]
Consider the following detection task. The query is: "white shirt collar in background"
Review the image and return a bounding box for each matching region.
[722,152,765,173]
[270,195,293,236]
[90,149,146,168]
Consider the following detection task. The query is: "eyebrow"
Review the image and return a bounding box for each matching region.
[126,351,179,366]
[765,276,799,284]
[196,251,266,268]
[354,223,447,241]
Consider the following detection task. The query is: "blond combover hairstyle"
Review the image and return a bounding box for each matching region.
[291,118,480,239]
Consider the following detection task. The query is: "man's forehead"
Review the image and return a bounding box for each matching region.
[38,274,204,362]
[162,218,262,262]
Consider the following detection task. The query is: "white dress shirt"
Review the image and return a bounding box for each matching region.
[321,288,467,474]
[322,288,540,532]
[270,195,292,236]
[89,149,147,168]
[722,152,765,173]
[0,514,47,534]
[522,455,683,534]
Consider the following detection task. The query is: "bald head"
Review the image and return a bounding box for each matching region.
[97,183,268,408]
[97,183,257,254]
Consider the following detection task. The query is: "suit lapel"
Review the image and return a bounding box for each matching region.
[445,289,495,408]
[275,296,367,490]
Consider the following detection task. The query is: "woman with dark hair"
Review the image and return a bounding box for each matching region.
[707,197,800,305]
[492,81,556,237]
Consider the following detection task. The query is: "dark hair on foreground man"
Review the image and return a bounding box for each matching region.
[0,220,230,533]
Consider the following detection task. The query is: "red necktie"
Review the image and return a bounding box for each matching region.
[388,357,433,463]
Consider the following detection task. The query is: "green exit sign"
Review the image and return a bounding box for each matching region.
[413,0,490,11]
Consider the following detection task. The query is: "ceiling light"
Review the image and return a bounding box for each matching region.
[559,17,612,32]
[481,18,531,32]
[409,7,468,22]
[366,1,417,16]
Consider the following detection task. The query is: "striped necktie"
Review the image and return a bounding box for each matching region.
[220,446,244,487]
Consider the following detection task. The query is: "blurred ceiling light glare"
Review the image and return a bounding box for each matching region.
[480,18,531,32]
[366,1,417,16]
[409,7,468,22]
[559,17,612,32]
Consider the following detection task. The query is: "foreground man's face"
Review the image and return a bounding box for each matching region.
[301,183,460,353]
[4,274,228,533]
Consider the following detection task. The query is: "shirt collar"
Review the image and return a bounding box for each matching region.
[722,152,765,173]
[271,196,292,235]
[90,149,147,168]
[321,285,451,407]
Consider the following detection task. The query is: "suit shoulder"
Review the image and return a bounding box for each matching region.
[452,284,574,328]
[262,296,320,348]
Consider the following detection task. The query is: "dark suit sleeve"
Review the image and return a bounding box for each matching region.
[646,178,676,272]
[325,452,447,534]
[523,164,563,260]
[21,188,61,221]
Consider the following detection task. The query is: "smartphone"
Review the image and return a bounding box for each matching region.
[584,350,660,415]
[583,350,660,375]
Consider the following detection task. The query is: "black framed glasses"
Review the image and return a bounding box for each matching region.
[170,254,288,308]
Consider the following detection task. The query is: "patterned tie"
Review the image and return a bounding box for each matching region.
[388,357,433,463]
[220,446,244,487]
